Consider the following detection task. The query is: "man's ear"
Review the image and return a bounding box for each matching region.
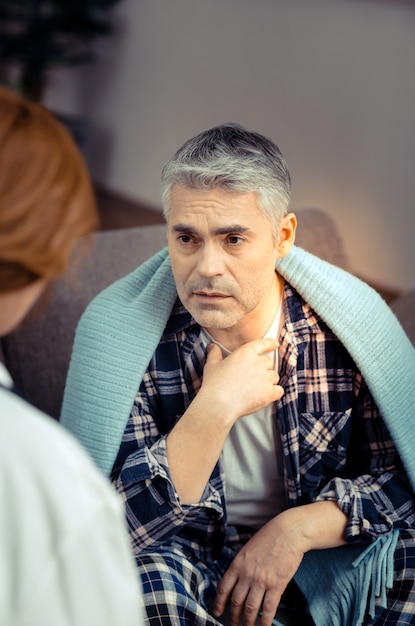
[276,213,297,258]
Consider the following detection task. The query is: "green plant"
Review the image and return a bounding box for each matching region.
[0,0,122,100]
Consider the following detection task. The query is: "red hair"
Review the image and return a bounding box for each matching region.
[0,87,98,292]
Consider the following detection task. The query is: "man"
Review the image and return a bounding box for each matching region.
[0,86,143,625]
[61,124,415,625]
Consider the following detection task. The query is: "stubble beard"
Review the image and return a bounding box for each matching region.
[177,285,254,331]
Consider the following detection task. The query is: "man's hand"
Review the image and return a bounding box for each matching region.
[213,502,348,626]
[166,338,283,504]
[213,516,304,626]
[201,338,284,425]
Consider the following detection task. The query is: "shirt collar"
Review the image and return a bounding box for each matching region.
[283,281,329,338]
[164,297,197,335]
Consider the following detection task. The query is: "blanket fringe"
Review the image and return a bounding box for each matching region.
[294,530,400,626]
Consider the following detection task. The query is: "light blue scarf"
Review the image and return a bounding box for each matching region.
[61,245,415,626]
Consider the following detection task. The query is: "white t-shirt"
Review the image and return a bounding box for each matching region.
[200,304,286,528]
[0,362,143,626]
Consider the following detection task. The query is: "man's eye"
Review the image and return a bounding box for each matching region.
[178,234,195,244]
[227,235,244,245]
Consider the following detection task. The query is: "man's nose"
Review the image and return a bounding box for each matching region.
[197,243,224,277]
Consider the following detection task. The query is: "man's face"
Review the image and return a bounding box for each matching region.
[167,185,282,338]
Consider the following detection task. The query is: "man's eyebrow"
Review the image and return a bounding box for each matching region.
[171,223,250,235]
[171,224,198,234]
[214,225,250,235]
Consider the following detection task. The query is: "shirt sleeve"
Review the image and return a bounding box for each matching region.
[111,374,224,555]
[315,373,415,542]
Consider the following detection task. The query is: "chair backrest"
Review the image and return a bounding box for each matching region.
[0,208,349,419]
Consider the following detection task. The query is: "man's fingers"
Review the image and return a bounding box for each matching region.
[212,570,237,617]
[229,584,249,626]
[205,342,223,362]
[214,586,282,626]
[260,590,281,626]
[272,371,280,385]
[212,587,227,617]
[212,574,235,617]
[273,384,285,401]
[250,337,278,355]
[239,586,264,626]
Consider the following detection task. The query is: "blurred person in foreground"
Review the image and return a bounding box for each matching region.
[61,123,415,626]
[0,86,143,626]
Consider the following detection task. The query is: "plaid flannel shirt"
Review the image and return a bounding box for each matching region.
[111,282,415,558]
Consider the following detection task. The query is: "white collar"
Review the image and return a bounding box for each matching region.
[0,361,13,388]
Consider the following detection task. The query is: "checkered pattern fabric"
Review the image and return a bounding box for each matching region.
[111,282,415,624]
[135,529,415,625]
[135,527,315,626]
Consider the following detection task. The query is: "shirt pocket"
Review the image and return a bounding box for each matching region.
[298,410,352,498]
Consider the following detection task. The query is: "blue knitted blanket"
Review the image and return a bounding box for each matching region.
[61,245,415,626]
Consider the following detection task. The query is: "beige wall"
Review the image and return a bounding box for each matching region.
[45,0,415,291]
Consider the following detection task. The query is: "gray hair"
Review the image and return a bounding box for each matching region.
[161,123,291,235]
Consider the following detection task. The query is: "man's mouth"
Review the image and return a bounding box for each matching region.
[193,291,230,299]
